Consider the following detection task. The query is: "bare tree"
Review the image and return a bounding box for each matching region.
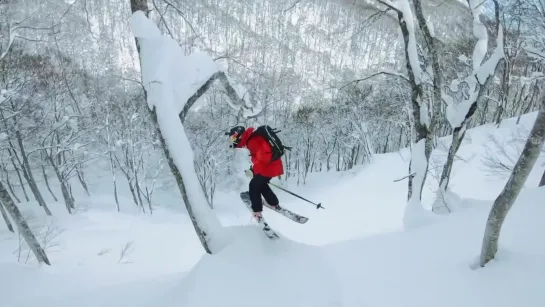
[438,0,504,200]
[480,98,545,267]
[0,181,50,265]
[373,0,437,225]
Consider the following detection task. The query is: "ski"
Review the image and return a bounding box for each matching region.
[240,191,309,224]
[262,200,309,224]
[240,192,280,240]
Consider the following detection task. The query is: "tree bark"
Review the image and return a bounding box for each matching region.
[45,153,74,214]
[0,181,50,265]
[75,165,91,196]
[2,170,20,203]
[480,105,545,267]
[0,201,14,232]
[395,8,428,202]
[15,130,51,215]
[42,165,58,202]
[9,149,29,202]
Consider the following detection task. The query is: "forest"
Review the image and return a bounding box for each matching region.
[0,0,544,266]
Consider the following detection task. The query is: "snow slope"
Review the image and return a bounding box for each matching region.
[172,227,342,307]
[165,187,545,307]
[2,112,544,307]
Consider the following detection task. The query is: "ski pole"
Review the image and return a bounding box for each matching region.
[268,182,324,209]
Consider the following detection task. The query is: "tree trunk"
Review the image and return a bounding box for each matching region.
[15,131,51,215]
[9,151,29,202]
[46,154,73,214]
[438,125,466,192]
[0,201,14,232]
[76,166,91,196]
[151,111,212,253]
[134,173,145,213]
[0,181,50,265]
[42,165,58,202]
[129,2,213,254]
[438,0,503,201]
[480,107,545,267]
[3,173,20,203]
[398,12,429,203]
[539,169,545,187]
[127,178,140,207]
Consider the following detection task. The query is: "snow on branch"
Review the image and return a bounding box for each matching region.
[445,0,504,129]
[179,71,256,122]
[377,0,423,85]
[130,11,258,118]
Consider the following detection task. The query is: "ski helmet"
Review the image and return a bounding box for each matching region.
[225,126,245,147]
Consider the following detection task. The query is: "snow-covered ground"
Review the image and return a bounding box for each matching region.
[2,111,544,307]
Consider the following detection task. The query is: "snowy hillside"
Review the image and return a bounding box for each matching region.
[2,111,544,307]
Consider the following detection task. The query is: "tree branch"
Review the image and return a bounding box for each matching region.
[339,71,409,90]
[284,0,301,12]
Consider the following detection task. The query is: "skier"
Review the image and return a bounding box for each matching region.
[226,125,284,219]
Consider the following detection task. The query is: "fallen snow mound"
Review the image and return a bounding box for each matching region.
[157,226,342,307]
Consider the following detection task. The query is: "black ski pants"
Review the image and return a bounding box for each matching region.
[249,175,279,212]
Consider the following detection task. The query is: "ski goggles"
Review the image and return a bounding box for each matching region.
[229,133,239,144]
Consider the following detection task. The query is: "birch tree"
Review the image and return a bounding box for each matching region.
[129,1,259,253]
[479,96,545,267]
[521,0,545,187]
[372,0,437,226]
[436,0,505,211]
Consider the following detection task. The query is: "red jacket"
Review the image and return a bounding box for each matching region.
[235,127,284,178]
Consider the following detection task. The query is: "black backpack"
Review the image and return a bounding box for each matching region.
[249,125,292,161]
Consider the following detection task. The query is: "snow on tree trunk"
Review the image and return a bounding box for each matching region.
[539,169,545,187]
[413,0,442,138]
[0,181,50,265]
[128,8,259,253]
[479,106,545,267]
[377,0,436,227]
[128,4,218,253]
[404,138,435,227]
[437,0,504,212]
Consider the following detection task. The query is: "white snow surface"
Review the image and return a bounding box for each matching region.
[2,112,545,307]
[174,227,341,307]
